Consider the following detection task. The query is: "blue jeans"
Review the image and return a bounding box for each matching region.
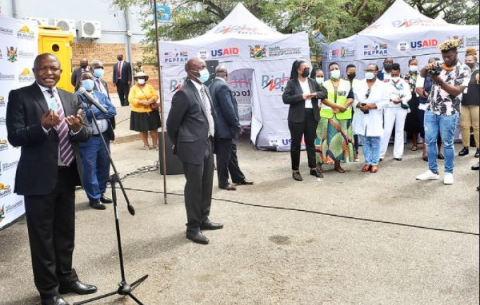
[360,135,381,165]
[424,110,459,174]
[79,135,111,200]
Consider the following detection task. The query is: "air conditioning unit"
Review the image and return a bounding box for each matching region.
[50,18,76,37]
[23,17,49,26]
[77,20,101,39]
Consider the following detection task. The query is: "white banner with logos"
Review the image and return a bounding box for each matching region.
[0,15,38,229]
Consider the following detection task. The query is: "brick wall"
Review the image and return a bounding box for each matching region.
[72,42,160,92]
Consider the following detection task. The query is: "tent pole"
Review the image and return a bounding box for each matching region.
[152,0,168,204]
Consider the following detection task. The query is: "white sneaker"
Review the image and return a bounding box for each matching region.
[444,173,454,185]
[416,170,440,180]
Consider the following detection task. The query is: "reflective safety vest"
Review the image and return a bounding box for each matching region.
[320,79,352,120]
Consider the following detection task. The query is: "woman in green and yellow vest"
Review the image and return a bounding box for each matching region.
[315,62,355,175]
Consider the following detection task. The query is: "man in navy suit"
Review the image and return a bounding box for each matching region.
[167,58,223,245]
[209,65,253,191]
[112,54,132,106]
[6,53,96,305]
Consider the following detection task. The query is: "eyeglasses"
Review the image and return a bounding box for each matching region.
[365,88,371,99]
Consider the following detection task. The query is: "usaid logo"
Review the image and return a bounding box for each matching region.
[210,47,240,58]
[410,39,438,50]
[261,73,289,92]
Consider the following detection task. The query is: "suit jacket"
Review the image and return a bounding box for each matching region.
[71,67,90,90]
[282,78,327,123]
[6,83,92,196]
[208,78,241,139]
[112,61,133,85]
[167,79,217,165]
[93,77,115,130]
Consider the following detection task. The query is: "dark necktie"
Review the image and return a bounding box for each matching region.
[47,89,74,166]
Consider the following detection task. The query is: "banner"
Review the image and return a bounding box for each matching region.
[0,15,38,229]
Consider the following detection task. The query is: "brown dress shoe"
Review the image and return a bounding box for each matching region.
[219,184,236,191]
[236,179,254,185]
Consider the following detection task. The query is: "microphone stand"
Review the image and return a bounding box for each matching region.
[73,97,148,305]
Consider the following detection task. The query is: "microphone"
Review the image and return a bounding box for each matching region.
[78,87,108,115]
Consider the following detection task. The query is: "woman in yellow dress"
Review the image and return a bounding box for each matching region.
[128,72,161,150]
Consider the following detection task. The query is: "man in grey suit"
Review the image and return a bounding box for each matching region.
[7,53,96,305]
[71,58,89,91]
[167,57,223,245]
[209,65,253,191]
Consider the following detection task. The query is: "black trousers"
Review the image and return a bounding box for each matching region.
[116,81,130,106]
[216,137,246,188]
[24,166,79,298]
[182,138,215,231]
[288,109,317,170]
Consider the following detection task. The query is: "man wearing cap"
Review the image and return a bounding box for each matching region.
[416,39,471,185]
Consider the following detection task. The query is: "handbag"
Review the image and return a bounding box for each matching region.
[139,86,159,111]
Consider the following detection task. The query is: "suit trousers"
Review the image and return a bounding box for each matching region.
[116,81,130,106]
[288,109,317,170]
[182,138,215,231]
[216,138,246,188]
[80,134,111,201]
[24,166,79,298]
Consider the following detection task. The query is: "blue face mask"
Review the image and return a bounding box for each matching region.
[197,69,210,84]
[409,65,418,72]
[82,79,95,91]
[365,72,375,80]
[330,70,341,79]
[93,68,104,78]
[315,77,324,84]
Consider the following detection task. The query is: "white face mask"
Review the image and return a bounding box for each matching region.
[137,79,146,85]
[315,77,324,84]
[330,70,341,79]
[365,72,375,80]
[391,77,400,83]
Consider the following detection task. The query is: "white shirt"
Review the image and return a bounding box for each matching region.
[94,77,108,95]
[385,78,412,109]
[353,79,390,137]
[381,69,391,82]
[191,80,215,137]
[298,78,312,109]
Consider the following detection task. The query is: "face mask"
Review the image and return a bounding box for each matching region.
[365,72,375,80]
[331,70,341,79]
[93,68,104,78]
[409,65,418,72]
[391,77,400,82]
[466,63,475,69]
[81,79,95,91]
[301,68,310,78]
[315,77,324,84]
[137,79,146,85]
[197,69,210,83]
[384,63,393,71]
[347,73,356,80]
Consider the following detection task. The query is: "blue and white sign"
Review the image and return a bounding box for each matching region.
[156,5,172,22]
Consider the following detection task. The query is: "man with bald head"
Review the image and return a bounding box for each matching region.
[7,53,96,305]
[209,65,253,191]
[378,57,394,82]
[71,58,89,90]
[167,58,222,245]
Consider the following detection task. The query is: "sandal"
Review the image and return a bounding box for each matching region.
[144,145,150,151]
[411,145,417,151]
[370,166,379,173]
[361,165,371,172]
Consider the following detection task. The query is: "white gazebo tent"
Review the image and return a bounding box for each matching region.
[323,0,479,77]
[159,3,310,150]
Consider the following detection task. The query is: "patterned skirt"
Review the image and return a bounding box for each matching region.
[315,117,354,164]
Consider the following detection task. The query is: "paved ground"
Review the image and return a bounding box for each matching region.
[0,95,478,304]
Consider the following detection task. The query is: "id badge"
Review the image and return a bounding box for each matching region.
[48,98,58,112]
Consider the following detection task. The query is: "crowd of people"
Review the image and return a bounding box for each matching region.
[283,39,479,185]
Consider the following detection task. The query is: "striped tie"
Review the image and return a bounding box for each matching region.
[47,89,74,166]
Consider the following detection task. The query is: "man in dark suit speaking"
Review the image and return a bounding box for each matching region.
[112,54,132,106]
[209,65,253,191]
[167,57,223,245]
[6,53,96,305]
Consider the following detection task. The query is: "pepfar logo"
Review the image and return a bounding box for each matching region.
[261,73,289,92]
[19,68,35,82]
[410,39,438,50]
[17,25,35,40]
[364,43,388,56]
[210,47,240,58]
[164,50,188,64]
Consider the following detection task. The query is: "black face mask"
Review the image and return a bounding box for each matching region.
[301,68,310,78]
[466,63,475,69]
[384,63,393,71]
[347,73,356,80]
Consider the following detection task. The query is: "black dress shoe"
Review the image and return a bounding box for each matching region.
[292,171,302,181]
[394,158,402,161]
[437,154,444,160]
[475,149,480,158]
[41,295,69,305]
[472,162,479,170]
[200,220,224,230]
[59,280,97,295]
[100,194,113,204]
[310,168,323,178]
[219,184,236,191]
[186,230,209,244]
[236,179,254,185]
[89,200,106,210]
[459,147,469,156]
